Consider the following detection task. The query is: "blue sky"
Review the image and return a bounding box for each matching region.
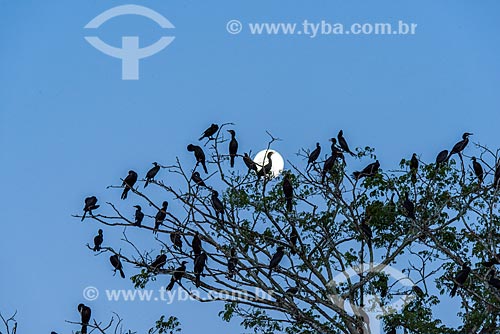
[1,0,499,333]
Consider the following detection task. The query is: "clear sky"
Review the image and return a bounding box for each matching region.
[1,1,499,333]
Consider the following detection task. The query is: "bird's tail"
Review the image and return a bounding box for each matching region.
[119,268,125,279]
[202,162,208,174]
[81,211,87,222]
[93,245,99,252]
[230,155,235,168]
[348,151,356,157]
[450,284,458,297]
[144,179,149,188]
[166,278,175,291]
[286,199,293,212]
[411,172,417,184]
[81,324,88,334]
[195,273,201,287]
[121,188,128,200]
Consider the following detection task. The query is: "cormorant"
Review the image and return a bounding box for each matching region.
[495,162,500,188]
[488,270,500,290]
[82,196,99,221]
[435,150,449,167]
[307,143,321,171]
[154,201,168,234]
[144,162,160,188]
[256,151,274,178]
[322,155,336,183]
[353,160,380,180]
[199,124,219,141]
[227,248,238,278]
[329,138,345,163]
[338,130,356,156]
[109,254,125,278]
[412,285,425,299]
[360,218,372,247]
[268,246,285,276]
[192,232,202,259]
[481,253,500,267]
[93,229,103,251]
[471,157,484,184]
[187,144,208,174]
[450,264,471,297]
[243,153,258,173]
[191,171,207,188]
[282,174,293,212]
[211,190,224,221]
[402,192,416,219]
[77,303,91,334]
[121,170,138,200]
[289,225,298,255]
[170,231,183,250]
[133,205,144,226]
[228,130,238,168]
[447,133,472,162]
[410,153,418,184]
[150,254,167,272]
[166,261,188,291]
[194,252,208,287]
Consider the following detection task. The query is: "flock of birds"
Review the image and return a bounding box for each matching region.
[77,125,500,333]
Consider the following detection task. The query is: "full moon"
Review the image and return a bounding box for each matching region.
[253,149,285,178]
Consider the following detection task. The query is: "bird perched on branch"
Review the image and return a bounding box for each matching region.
[187,144,208,174]
[243,153,258,173]
[211,190,224,222]
[194,252,208,287]
[450,264,471,297]
[257,151,274,178]
[269,246,285,276]
[329,138,345,163]
[353,160,380,180]
[93,229,103,251]
[410,153,418,184]
[166,261,188,290]
[481,253,500,267]
[121,170,138,200]
[154,201,168,234]
[170,231,183,251]
[192,232,202,260]
[307,143,321,171]
[110,254,125,278]
[144,162,160,188]
[447,132,472,162]
[289,225,298,255]
[402,192,416,219]
[77,304,91,334]
[199,124,219,141]
[133,205,144,226]
[495,162,500,188]
[487,270,500,290]
[228,130,238,168]
[149,254,167,272]
[435,150,449,168]
[338,130,356,156]
[282,174,293,212]
[81,196,99,221]
[227,248,238,278]
[471,157,483,184]
[322,155,337,183]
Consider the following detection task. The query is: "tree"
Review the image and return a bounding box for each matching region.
[74,124,500,334]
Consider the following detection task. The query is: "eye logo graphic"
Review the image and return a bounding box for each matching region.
[84,5,175,80]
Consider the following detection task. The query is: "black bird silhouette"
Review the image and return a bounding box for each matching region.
[227,248,238,278]
[170,231,183,250]
[194,252,208,287]
[402,192,416,219]
[191,171,207,188]
[329,138,345,163]
[360,218,373,248]
[481,253,500,267]
[154,201,168,234]
[133,205,144,226]
[435,150,449,167]
[166,261,188,291]
[488,270,500,290]
[257,151,274,178]
[144,162,160,188]
[211,190,224,221]
[450,264,471,297]
[93,229,103,251]
[410,153,418,184]
[282,174,293,212]
[192,232,202,259]
[121,170,138,200]
[82,196,99,221]
[321,155,336,183]
[269,246,285,276]
[447,132,472,162]
[495,162,500,188]
[243,153,258,173]
[199,124,219,141]
[289,225,298,255]
[353,160,380,180]
[228,130,238,168]
[110,254,125,278]
[412,285,425,299]
[187,144,208,173]
[285,286,299,296]
[471,157,484,184]
[338,130,356,156]
[307,143,321,171]
[77,303,91,334]
[149,254,167,272]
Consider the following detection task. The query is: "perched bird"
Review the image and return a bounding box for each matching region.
[285,286,299,296]
[191,171,207,188]
[471,157,484,184]
[187,144,208,174]
[144,162,160,188]
[149,254,167,272]
[495,162,500,188]
[170,231,183,250]
[450,264,471,297]
[329,138,345,163]
[166,261,188,290]
[192,232,202,259]
[121,170,138,200]
[133,205,144,226]
[481,253,500,267]
[410,153,418,184]
[282,174,293,212]
[81,196,99,221]
[360,218,372,248]
[228,130,238,168]
[211,190,224,221]
[402,192,416,219]
[289,225,298,255]
[243,153,258,173]
[353,160,380,180]
[93,229,103,251]
[337,130,356,156]
[435,150,449,167]
[154,201,168,234]
[412,285,425,299]
[447,132,472,162]
[307,143,321,171]
[268,246,285,276]
[227,248,238,278]
[256,151,274,178]
[487,270,500,290]
[110,254,125,278]
[199,123,219,141]
[194,252,208,287]
[322,155,336,183]
[77,303,91,334]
